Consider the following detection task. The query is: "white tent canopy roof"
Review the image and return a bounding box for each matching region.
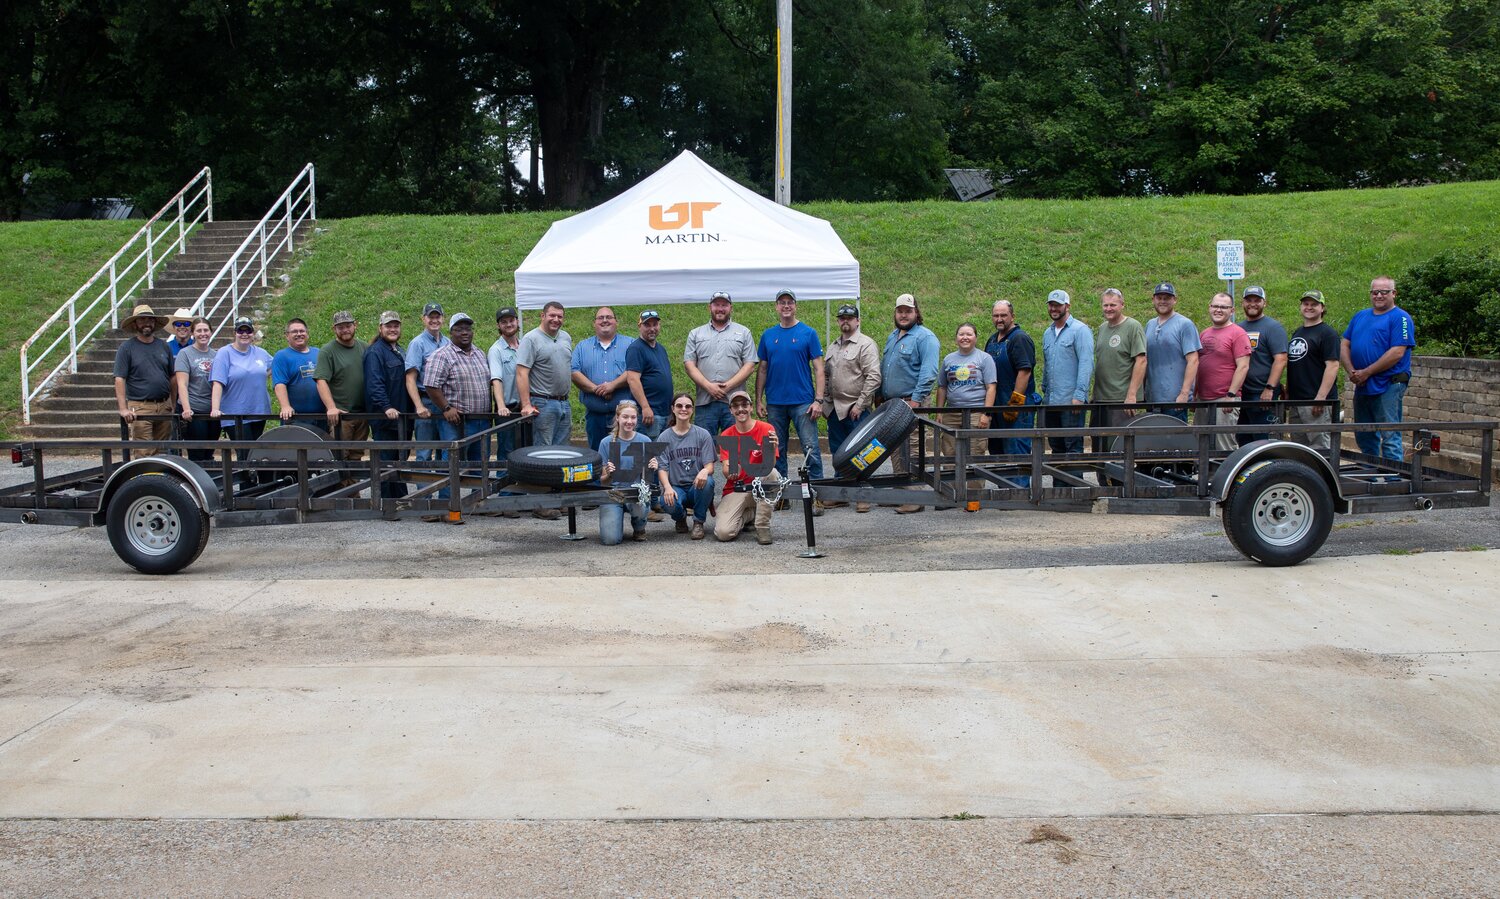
[514,150,860,310]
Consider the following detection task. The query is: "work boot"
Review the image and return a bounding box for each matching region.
[812,500,825,517]
[690,521,705,540]
[532,508,561,521]
[855,502,871,513]
[775,497,790,511]
[821,500,849,508]
[755,527,773,545]
[647,510,665,522]
[675,518,690,534]
[632,527,648,542]
[895,504,924,514]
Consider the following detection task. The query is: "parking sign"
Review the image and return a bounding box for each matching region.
[1217,240,1245,280]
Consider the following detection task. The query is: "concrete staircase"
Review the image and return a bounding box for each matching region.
[22,220,308,440]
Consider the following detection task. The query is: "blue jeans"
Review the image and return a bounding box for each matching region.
[369,420,410,498]
[414,399,443,461]
[665,478,715,523]
[1045,408,1085,455]
[438,416,489,463]
[638,416,666,440]
[827,411,856,456]
[766,403,824,480]
[584,409,614,450]
[598,501,648,545]
[696,401,733,441]
[988,409,1034,488]
[1354,381,1406,461]
[492,413,520,465]
[532,398,572,446]
[1238,388,1281,446]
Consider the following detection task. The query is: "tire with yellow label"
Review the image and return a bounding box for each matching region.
[1221,459,1333,566]
[506,446,603,487]
[831,399,917,481]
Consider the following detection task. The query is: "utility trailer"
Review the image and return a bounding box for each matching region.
[1,403,1492,573]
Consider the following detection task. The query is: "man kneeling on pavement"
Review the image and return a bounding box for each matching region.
[715,389,781,545]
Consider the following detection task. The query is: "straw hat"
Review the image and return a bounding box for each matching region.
[120,304,170,330]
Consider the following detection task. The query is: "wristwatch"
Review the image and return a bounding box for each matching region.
[1225,392,1240,398]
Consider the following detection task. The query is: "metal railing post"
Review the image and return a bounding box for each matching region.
[259,222,268,288]
[177,193,186,253]
[145,221,155,289]
[206,168,214,222]
[308,164,317,221]
[109,260,119,327]
[20,351,31,425]
[230,259,240,323]
[68,298,77,373]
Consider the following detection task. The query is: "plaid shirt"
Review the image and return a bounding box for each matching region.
[422,343,492,414]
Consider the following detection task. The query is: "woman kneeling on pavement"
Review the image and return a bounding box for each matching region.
[656,392,717,540]
[597,400,658,544]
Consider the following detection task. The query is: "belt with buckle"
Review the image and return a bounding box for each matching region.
[533,393,568,401]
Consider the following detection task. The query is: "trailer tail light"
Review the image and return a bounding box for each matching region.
[1414,429,1440,454]
[1431,434,1441,453]
[12,446,33,466]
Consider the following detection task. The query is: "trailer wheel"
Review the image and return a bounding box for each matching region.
[506,445,603,486]
[1222,459,1333,566]
[105,474,211,574]
[832,399,917,480]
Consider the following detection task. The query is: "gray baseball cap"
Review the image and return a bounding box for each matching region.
[448,312,474,329]
[1243,286,1266,299]
[1047,289,1071,305]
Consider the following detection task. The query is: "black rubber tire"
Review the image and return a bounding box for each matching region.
[1221,459,1334,566]
[105,473,211,575]
[832,399,918,481]
[506,445,603,486]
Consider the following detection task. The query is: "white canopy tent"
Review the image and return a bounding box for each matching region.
[513,150,860,310]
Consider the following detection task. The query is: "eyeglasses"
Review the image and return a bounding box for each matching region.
[1370,289,1394,295]
[1209,305,1233,311]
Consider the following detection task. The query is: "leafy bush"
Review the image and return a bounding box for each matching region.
[1400,250,1500,358]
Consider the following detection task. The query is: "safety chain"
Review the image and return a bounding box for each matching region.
[750,475,787,508]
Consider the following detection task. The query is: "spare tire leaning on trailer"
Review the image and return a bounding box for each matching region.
[832,399,918,480]
[506,445,603,487]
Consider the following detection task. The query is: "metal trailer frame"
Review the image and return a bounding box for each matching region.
[0,403,1493,572]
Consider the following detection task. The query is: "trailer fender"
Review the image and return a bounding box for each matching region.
[94,455,220,525]
[1209,441,1347,512]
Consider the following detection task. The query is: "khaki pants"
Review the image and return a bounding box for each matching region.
[335,418,370,462]
[713,471,780,541]
[125,398,173,443]
[1211,401,1240,453]
[1288,404,1332,450]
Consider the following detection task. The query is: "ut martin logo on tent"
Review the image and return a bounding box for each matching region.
[646,201,722,245]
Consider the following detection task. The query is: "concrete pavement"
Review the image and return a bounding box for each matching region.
[2,551,1496,820]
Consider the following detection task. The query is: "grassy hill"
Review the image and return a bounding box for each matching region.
[3,180,1498,437]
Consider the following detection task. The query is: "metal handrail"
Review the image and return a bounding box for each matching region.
[20,167,213,424]
[196,164,316,341]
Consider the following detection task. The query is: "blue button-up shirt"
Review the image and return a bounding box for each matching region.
[881,325,940,403]
[570,334,635,414]
[1041,315,1095,404]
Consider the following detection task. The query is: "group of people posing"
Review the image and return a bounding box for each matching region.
[110,276,1415,544]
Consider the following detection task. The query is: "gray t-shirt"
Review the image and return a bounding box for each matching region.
[656,424,718,486]
[683,320,756,406]
[1144,313,1203,403]
[113,337,174,401]
[516,327,573,398]
[1241,315,1289,394]
[940,349,996,408]
[173,345,217,412]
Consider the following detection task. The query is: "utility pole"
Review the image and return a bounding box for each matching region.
[775,0,792,206]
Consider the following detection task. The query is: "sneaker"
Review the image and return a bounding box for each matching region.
[855,502,871,513]
[500,510,522,519]
[532,508,561,520]
[755,527,773,545]
[675,518,690,534]
[895,504,924,514]
[690,521,705,540]
[632,528,648,542]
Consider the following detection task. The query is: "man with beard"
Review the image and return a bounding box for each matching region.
[1143,282,1201,421]
[881,293,940,513]
[363,310,411,499]
[1286,290,1342,451]
[1237,286,1289,445]
[822,303,881,511]
[315,310,369,463]
[1040,289,1094,455]
[683,291,757,439]
[112,304,175,442]
[487,306,523,462]
[424,313,494,465]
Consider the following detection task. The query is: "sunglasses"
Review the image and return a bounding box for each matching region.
[173,321,192,328]
[672,402,693,409]
[235,326,255,333]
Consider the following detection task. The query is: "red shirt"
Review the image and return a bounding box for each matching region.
[719,420,779,496]
[1196,323,1251,400]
